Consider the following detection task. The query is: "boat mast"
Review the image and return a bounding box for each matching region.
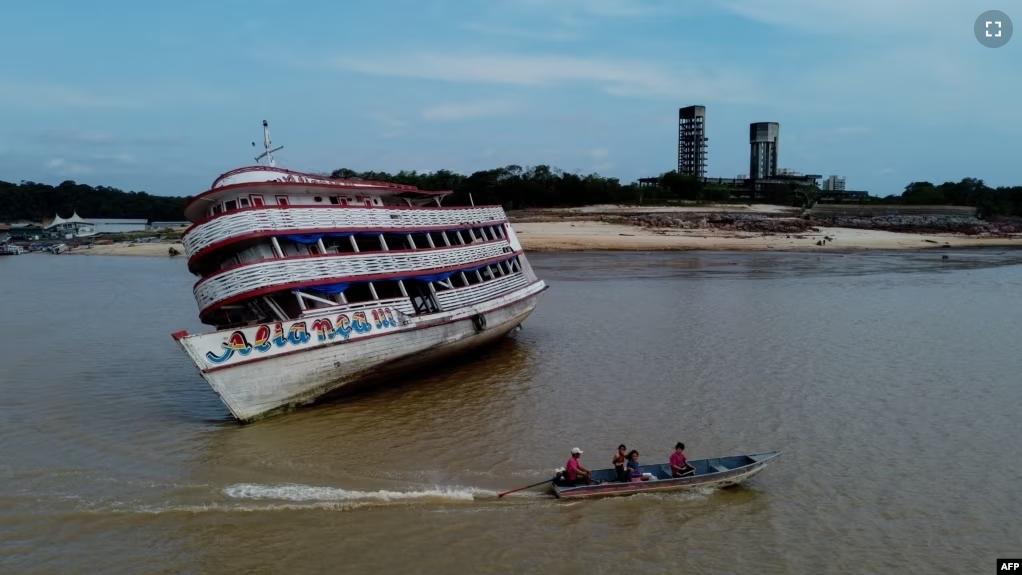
[253,120,284,167]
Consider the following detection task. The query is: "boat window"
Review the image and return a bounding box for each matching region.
[212,204,223,215]
[329,196,339,205]
[323,237,357,254]
[373,281,403,300]
[224,200,238,211]
[354,234,383,252]
[239,198,250,208]
[314,196,323,203]
[275,196,290,206]
[343,283,374,304]
[381,233,410,251]
[250,195,265,207]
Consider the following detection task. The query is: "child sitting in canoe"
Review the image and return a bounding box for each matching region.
[670,442,696,478]
[626,450,650,482]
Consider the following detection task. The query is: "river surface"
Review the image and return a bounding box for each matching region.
[1,249,1021,574]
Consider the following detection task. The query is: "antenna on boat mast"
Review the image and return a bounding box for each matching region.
[253,120,283,167]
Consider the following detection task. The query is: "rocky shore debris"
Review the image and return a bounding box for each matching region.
[817,215,1022,236]
[629,212,1021,237]
[630,213,817,234]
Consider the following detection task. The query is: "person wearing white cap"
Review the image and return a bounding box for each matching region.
[564,447,592,486]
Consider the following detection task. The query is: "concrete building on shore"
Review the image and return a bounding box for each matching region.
[678,105,707,178]
[87,218,148,234]
[44,212,96,238]
[150,221,191,230]
[749,122,780,180]
[822,175,847,191]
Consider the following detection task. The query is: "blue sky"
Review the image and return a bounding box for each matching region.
[0,0,1018,197]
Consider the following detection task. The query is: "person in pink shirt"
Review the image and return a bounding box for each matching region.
[670,442,695,478]
[564,447,592,485]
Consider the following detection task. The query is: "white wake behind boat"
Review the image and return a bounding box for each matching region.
[172,122,547,422]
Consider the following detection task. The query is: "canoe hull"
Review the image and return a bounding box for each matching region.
[552,452,781,499]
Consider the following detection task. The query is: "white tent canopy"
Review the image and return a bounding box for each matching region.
[45,211,89,229]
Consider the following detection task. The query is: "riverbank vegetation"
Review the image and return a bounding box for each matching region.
[2,170,1020,222]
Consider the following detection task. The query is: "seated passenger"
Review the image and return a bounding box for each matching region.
[626,450,649,482]
[670,442,696,478]
[612,444,628,483]
[564,447,592,486]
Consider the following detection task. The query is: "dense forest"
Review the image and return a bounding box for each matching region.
[2,169,1021,223]
[0,179,189,223]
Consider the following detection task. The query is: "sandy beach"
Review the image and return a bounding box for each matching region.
[56,223,1019,258]
[511,221,1020,251]
[67,243,186,257]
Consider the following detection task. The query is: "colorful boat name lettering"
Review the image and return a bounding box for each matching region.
[205,307,399,364]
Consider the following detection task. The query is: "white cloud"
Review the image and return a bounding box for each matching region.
[461,23,578,41]
[584,148,614,171]
[505,0,675,18]
[0,79,143,110]
[831,126,872,136]
[33,130,185,147]
[45,158,95,175]
[325,53,759,102]
[714,0,962,35]
[421,100,520,121]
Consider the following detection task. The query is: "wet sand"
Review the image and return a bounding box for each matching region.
[60,219,1019,258]
[512,221,1019,251]
[66,242,185,257]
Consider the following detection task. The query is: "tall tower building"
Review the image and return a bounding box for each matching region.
[678,106,707,178]
[749,122,779,179]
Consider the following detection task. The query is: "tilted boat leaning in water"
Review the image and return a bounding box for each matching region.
[171,122,547,422]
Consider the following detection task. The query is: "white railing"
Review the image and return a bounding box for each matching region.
[183,206,508,258]
[195,241,515,314]
[300,296,418,322]
[436,273,530,311]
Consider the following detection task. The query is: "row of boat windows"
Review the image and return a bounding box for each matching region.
[207,193,384,217]
[214,255,524,328]
[209,224,509,274]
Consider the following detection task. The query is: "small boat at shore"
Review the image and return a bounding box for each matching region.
[552,451,781,499]
[0,244,24,255]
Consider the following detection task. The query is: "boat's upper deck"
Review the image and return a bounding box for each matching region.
[184,166,453,222]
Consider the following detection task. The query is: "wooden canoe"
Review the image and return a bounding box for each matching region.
[551,451,781,499]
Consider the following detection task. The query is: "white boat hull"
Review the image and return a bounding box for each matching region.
[176,282,545,422]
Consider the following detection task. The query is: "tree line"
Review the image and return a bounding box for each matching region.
[2,169,1020,222]
[0,180,188,223]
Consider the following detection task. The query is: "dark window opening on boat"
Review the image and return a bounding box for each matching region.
[373,281,404,300]
[239,198,250,208]
[329,196,339,205]
[321,236,357,254]
[224,200,238,212]
[356,234,384,252]
[406,281,440,314]
[211,204,223,215]
[343,283,374,304]
[314,196,323,203]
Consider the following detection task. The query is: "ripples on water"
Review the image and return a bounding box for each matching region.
[1,249,1021,574]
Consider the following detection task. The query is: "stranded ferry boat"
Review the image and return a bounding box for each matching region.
[172,122,547,422]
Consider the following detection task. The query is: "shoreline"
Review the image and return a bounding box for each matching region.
[511,222,1021,252]
[53,223,1020,258]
